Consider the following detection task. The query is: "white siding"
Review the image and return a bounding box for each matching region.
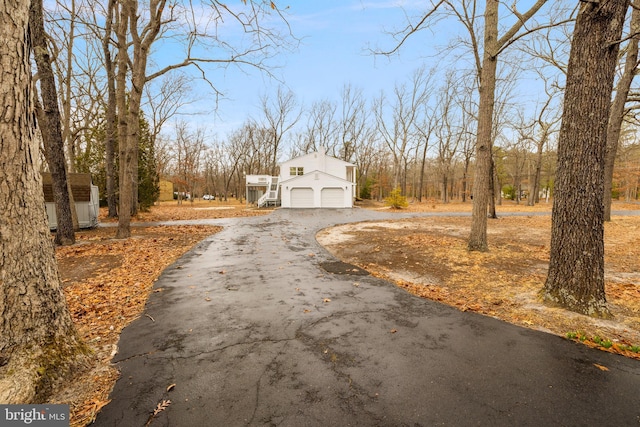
[325,162,346,180]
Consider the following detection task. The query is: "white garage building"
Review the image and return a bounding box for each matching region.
[248,149,357,209]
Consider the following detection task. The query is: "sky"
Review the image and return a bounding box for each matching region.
[169,0,451,137]
[150,0,563,142]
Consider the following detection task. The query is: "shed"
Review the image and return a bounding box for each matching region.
[42,172,99,229]
[158,179,174,202]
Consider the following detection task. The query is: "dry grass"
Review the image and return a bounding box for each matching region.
[50,199,640,425]
[319,200,640,360]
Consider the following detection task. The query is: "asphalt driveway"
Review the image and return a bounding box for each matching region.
[93,209,640,426]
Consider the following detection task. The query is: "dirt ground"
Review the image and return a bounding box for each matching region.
[319,200,640,352]
[49,199,640,426]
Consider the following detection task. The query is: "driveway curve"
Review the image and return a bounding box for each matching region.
[94,209,640,426]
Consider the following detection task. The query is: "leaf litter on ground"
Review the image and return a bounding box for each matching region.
[50,199,640,425]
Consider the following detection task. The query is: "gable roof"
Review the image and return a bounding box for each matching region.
[279,150,355,168]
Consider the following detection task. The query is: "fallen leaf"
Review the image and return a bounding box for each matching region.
[593,363,609,371]
[323,298,331,303]
[219,270,226,274]
[390,329,398,334]
[205,297,212,301]
[166,384,176,392]
[146,399,172,426]
[303,309,311,313]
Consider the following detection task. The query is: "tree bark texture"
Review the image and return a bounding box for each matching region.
[116,0,166,237]
[115,0,131,238]
[29,0,75,246]
[604,2,639,221]
[468,0,498,251]
[466,0,547,250]
[60,0,80,231]
[103,0,118,218]
[544,0,627,317]
[0,0,86,403]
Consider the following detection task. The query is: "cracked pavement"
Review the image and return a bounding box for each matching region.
[93,209,640,426]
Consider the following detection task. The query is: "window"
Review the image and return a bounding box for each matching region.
[290,167,304,176]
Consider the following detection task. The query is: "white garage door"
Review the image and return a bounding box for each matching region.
[321,187,345,208]
[290,188,314,208]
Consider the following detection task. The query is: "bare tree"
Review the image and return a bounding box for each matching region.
[457,84,478,203]
[101,0,118,217]
[338,84,369,162]
[614,129,640,200]
[144,72,198,155]
[414,107,437,202]
[353,127,381,200]
[502,130,529,205]
[544,0,628,317]
[222,127,257,199]
[374,67,431,193]
[30,0,75,245]
[433,74,462,203]
[171,121,207,203]
[259,86,302,174]
[466,0,550,250]
[604,1,640,220]
[112,0,296,237]
[298,99,337,155]
[528,85,561,206]
[380,0,554,249]
[0,0,86,403]
[114,0,132,237]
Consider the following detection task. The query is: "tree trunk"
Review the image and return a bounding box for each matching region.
[462,157,470,203]
[103,0,118,218]
[488,156,498,216]
[442,175,448,203]
[529,126,548,206]
[544,0,627,317]
[128,44,149,217]
[529,151,541,207]
[61,0,80,232]
[29,0,75,246]
[0,0,87,403]
[115,1,131,238]
[468,0,498,251]
[604,3,640,221]
[418,148,426,202]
